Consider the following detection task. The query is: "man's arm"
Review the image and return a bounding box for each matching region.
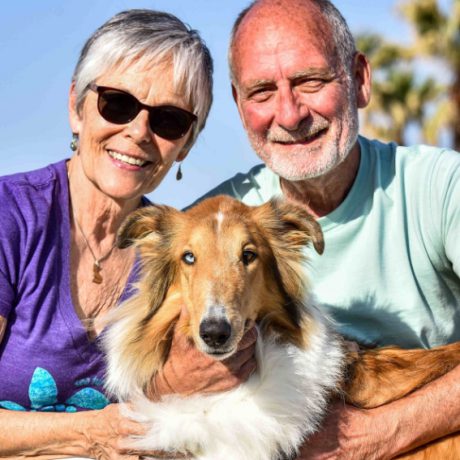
[298,364,460,460]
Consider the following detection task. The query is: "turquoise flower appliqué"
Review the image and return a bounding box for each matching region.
[0,367,109,412]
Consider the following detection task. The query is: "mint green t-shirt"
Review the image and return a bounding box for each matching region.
[202,137,460,348]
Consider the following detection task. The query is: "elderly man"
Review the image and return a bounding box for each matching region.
[203,0,460,458]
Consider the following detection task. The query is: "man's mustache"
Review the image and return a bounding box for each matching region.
[267,119,329,143]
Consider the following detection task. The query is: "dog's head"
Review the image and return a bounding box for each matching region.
[118,195,323,360]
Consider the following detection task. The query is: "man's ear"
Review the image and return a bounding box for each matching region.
[231,83,239,104]
[69,82,83,134]
[353,52,372,109]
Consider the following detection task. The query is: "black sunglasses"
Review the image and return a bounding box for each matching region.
[88,84,197,141]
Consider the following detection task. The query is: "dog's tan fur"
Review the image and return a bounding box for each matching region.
[345,343,460,409]
[111,195,460,459]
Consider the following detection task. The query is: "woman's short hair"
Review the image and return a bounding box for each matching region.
[72,9,213,148]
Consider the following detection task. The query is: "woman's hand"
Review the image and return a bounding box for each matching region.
[85,404,187,459]
[84,404,146,459]
[151,308,258,398]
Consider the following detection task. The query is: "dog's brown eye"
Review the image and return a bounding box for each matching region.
[242,250,257,266]
[182,251,195,265]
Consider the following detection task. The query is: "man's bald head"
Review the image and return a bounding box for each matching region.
[229,0,356,86]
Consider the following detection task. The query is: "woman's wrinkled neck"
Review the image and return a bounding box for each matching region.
[66,155,142,242]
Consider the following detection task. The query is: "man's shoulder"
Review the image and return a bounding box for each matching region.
[360,136,460,182]
[196,163,281,206]
[393,142,460,191]
[362,136,459,164]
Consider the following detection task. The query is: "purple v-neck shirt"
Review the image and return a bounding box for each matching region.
[0,161,138,412]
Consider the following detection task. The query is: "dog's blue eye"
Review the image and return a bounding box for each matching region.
[182,251,195,265]
[242,250,257,265]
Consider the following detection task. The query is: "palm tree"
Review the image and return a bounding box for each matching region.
[400,0,460,149]
[357,34,442,145]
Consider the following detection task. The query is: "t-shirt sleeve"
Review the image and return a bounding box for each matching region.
[436,150,460,277]
[442,153,460,278]
[0,182,20,318]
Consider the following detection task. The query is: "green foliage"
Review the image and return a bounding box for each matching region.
[358,0,460,149]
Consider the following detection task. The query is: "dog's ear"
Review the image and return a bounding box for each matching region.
[273,198,324,255]
[117,204,181,249]
[117,204,183,321]
[256,198,324,256]
[253,198,323,344]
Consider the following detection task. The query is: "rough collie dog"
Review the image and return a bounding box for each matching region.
[103,196,460,460]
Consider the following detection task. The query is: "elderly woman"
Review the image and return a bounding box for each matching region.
[0,10,255,459]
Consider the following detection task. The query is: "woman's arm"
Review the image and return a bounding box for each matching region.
[0,404,151,459]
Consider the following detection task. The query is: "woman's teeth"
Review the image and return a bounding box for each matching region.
[108,150,147,167]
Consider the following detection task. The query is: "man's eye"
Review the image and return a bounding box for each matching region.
[247,88,274,102]
[297,79,328,93]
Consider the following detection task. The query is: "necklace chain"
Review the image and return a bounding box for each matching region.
[67,164,120,285]
[72,210,117,284]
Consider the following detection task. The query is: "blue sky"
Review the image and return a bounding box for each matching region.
[1,0,414,208]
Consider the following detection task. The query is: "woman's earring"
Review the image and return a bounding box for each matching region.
[176,163,183,181]
[70,133,79,152]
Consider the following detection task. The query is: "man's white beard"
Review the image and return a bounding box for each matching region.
[247,98,359,181]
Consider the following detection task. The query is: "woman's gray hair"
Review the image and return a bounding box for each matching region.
[229,0,356,84]
[73,9,213,149]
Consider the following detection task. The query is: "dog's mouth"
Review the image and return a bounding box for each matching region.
[203,345,237,361]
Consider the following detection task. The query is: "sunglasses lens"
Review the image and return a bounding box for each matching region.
[149,106,195,140]
[98,90,138,124]
[94,86,196,140]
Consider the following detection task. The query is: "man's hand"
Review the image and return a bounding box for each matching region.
[296,401,395,460]
[150,308,257,398]
[297,364,460,459]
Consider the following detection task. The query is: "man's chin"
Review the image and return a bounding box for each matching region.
[253,141,352,182]
[265,156,338,181]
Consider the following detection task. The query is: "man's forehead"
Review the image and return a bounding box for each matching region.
[234,0,324,42]
[231,4,335,78]
[233,30,336,89]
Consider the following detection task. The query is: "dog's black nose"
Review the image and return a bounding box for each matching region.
[199,318,232,348]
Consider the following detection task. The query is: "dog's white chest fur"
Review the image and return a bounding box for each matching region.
[121,322,344,460]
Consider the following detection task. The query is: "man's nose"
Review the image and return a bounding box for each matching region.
[274,89,309,131]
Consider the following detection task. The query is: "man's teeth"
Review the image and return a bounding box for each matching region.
[108,151,147,166]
